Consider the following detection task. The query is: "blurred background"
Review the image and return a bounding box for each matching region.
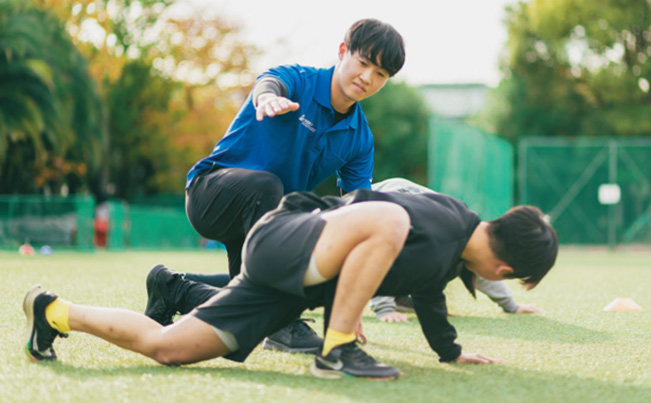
[1,0,650,251]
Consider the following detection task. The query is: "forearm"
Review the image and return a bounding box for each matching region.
[370,296,397,319]
[412,292,461,362]
[475,276,519,313]
[252,76,288,107]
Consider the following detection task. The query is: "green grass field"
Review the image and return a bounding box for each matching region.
[2,248,651,402]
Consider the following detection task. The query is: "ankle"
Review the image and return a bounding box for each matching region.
[45,298,71,333]
[322,328,355,356]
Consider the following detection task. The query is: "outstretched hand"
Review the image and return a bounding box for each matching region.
[453,353,505,365]
[256,94,300,121]
[378,312,409,323]
[514,304,545,314]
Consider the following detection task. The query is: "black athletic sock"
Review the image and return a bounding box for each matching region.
[174,279,221,315]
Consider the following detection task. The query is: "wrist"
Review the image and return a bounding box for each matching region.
[255,93,276,108]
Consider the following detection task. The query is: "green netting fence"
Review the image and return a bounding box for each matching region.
[0,195,207,251]
[122,203,203,250]
[0,195,95,250]
[428,118,514,220]
[518,137,651,246]
[103,196,204,250]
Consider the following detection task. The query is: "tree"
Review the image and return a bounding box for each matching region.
[98,10,256,200]
[31,1,256,200]
[0,0,103,193]
[477,0,651,141]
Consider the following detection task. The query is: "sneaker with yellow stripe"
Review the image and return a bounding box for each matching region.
[23,285,68,361]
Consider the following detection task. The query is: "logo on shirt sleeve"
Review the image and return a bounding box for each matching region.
[299,114,316,133]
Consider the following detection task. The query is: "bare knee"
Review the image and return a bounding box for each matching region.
[147,328,228,366]
[153,349,183,366]
[370,203,411,251]
[142,337,184,366]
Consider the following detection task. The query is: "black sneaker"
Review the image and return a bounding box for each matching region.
[262,318,323,354]
[395,295,415,312]
[23,285,68,362]
[144,264,181,325]
[310,341,400,380]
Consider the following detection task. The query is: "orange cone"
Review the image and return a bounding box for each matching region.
[603,297,643,312]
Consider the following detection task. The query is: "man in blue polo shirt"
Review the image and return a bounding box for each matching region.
[145,19,406,353]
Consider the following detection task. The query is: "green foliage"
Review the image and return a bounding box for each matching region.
[479,0,651,141]
[104,60,181,199]
[315,81,430,196]
[0,0,254,199]
[103,0,176,56]
[2,249,651,401]
[0,0,103,193]
[363,81,430,184]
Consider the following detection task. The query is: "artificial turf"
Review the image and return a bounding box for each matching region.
[2,248,650,402]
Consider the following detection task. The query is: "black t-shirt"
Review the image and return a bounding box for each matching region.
[278,189,480,361]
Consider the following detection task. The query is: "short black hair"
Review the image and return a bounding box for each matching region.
[343,19,406,77]
[487,206,558,289]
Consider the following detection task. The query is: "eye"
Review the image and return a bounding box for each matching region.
[359,59,368,66]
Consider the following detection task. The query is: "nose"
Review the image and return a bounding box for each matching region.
[359,68,372,84]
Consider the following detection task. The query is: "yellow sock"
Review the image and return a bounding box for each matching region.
[45,298,71,333]
[322,328,355,356]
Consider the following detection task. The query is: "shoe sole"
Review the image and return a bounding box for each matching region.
[309,361,347,379]
[309,362,399,381]
[262,338,320,354]
[23,285,46,362]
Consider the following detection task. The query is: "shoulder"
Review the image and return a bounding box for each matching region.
[262,64,320,82]
[358,191,479,232]
[417,193,480,235]
[260,64,325,99]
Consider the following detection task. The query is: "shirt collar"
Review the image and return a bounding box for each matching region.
[315,66,334,109]
[316,66,360,130]
[459,264,477,298]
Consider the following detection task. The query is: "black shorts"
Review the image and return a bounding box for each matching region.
[185,166,284,277]
[191,274,337,362]
[242,209,327,297]
[185,166,284,242]
[191,208,335,362]
[191,275,308,362]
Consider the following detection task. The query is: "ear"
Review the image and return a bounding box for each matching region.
[496,265,514,278]
[338,42,347,60]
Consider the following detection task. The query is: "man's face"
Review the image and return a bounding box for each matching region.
[332,44,390,106]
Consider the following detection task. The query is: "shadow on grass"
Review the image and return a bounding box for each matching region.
[37,356,649,401]
[450,314,611,343]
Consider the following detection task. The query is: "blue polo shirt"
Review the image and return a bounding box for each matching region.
[186,64,374,193]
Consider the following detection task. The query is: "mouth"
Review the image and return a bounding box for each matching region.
[352,82,367,93]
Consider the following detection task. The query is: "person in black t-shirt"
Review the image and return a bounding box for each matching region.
[24,189,558,380]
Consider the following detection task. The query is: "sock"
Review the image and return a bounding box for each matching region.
[322,328,355,356]
[45,298,71,333]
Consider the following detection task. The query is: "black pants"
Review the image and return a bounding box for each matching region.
[186,167,284,278]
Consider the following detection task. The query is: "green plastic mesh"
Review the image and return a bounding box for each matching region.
[518,137,651,245]
[0,195,95,250]
[428,118,514,220]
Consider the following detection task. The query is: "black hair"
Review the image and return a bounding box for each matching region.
[343,19,406,77]
[487,206,559,289]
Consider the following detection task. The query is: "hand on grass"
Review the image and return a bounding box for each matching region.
[514,304,545,314]
[453,353,506,365]
[356,318,367,344]
[378,312,409,323]
[256,94,300,121]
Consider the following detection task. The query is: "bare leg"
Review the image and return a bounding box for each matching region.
[312,201,410,333]
[69,305,230,365]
